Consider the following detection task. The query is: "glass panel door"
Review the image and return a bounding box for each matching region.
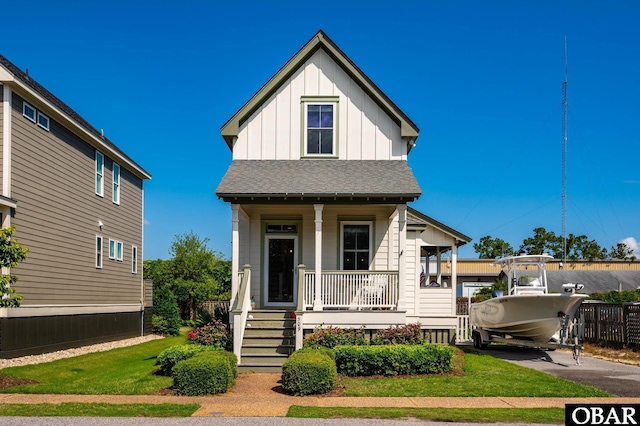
[265,236,297,306]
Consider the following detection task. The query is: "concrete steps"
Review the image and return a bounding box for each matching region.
[238,310,295,373]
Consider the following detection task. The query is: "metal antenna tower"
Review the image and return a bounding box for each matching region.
[562,37,568,263]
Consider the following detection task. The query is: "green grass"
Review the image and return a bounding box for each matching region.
[339,351,609,397]
[287,406,565,424]
[0,334,188,395]
[0,403,199,417]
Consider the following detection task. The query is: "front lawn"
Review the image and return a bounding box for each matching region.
[338,351,608,397]
[0,334,187,395]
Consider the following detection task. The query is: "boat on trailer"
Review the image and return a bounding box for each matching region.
[470,254,586,358]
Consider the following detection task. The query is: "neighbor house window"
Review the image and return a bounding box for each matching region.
[116,241,123,261]
[37,111,50,131]
[109,239,116,259]
[341,223,371,270]
[23,102,36,122]
[132,245,138,273]
[303,100,337,156]
[95,151,104,196]
[96,235,103,268]
[112,163,120,204]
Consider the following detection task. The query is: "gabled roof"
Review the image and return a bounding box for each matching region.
[220,30,420,150]
[0,54,151,180]
[407,206,472,247]
[216,160,421,203]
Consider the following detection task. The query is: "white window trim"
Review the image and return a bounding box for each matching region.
[132,245,138,273]
[37,111,50,131]
[23,102,36,123]
[95,151,104,197]
[96,235,103,269]
[302,100,338,157]
[340,221,373,270]
[116,241,123,261]
[109,239,116,259]
[112,163,120,205]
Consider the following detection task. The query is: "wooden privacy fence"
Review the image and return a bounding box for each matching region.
[578,302,640,349]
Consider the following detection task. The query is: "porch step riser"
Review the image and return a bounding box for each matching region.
[244,329,295,338]
[241,355,288,365]
[241,346,293,355]
[238,365,283,373]
[247,319,295,328]
[242,336,294,345]
[248,310,295,320]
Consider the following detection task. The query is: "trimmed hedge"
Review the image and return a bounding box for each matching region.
[172,351,237,396]
[156,344,222,375]
[334,344,454,376]
[281,348,337,396]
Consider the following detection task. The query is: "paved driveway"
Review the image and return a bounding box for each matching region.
[471,344,640,397]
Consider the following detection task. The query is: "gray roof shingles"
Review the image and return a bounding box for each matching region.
[216,160,421,200]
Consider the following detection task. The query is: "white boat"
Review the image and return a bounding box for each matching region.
[470,254,587,344]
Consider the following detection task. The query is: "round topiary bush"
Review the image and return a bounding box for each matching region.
[281,349,337,396]
[172,351,236,396]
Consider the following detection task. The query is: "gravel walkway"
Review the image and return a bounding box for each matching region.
[0,334,165,368]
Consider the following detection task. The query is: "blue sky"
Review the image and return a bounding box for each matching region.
[2,1,639,259]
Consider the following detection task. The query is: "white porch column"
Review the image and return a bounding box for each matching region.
[313,204,324,311]
[451,243,458,313]
[230,204,240,309]
[397,204,407,311]
[436,251,442,285]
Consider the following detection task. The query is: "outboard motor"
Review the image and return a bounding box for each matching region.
[492,290,504,298]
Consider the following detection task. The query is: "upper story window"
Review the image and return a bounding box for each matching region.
[95,151,104,197]
[341,222,372,270]
[109,239,116,259]
[116,241,123,261]
[303,98,337,156]
[112,163,120,205]
[37,111,50,131]
[23,102,36,122]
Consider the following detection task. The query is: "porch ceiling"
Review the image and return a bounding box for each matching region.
[216,160,421,203]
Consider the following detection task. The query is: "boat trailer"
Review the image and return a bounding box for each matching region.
[471,314,584,365]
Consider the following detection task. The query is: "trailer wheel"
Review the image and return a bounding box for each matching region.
[472,331,481,349]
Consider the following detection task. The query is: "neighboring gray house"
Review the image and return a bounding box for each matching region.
[0,54,151,358]
[216,31,470,370]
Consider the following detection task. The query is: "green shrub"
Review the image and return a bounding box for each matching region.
[187,319,230,349]
[334,344,454,376]
[303,325,366,348]
[152,285,181,336]
[172,351,236,396]
[156,344,222,375]
[371,323,423,345]
[281,349,337,396]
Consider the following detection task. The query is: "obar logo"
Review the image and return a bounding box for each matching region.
[566,404,639,426]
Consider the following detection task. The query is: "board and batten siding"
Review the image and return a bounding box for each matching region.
[8,92,143,306]
[234,49,405,161]
[0,87,4,192]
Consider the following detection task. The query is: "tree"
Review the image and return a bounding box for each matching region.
[0,226,29,307]
[152,285,181,335]
[473,236,514,259]
[609,243,636,261]
[168,232,226,320]
[519,227,562,257]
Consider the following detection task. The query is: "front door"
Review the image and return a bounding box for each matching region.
[264,236,297,307]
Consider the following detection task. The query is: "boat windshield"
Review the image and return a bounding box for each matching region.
[517,276,542,287]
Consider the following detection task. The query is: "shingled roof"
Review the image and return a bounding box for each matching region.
[216,160,421,203]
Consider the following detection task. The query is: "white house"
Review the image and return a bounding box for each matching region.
[216,31,470,370]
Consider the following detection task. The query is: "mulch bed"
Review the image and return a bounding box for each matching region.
[0,375,39,390]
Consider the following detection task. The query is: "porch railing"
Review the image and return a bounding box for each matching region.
[303,270,398,310]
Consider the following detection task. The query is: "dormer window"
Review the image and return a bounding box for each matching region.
[302,97,338,156]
